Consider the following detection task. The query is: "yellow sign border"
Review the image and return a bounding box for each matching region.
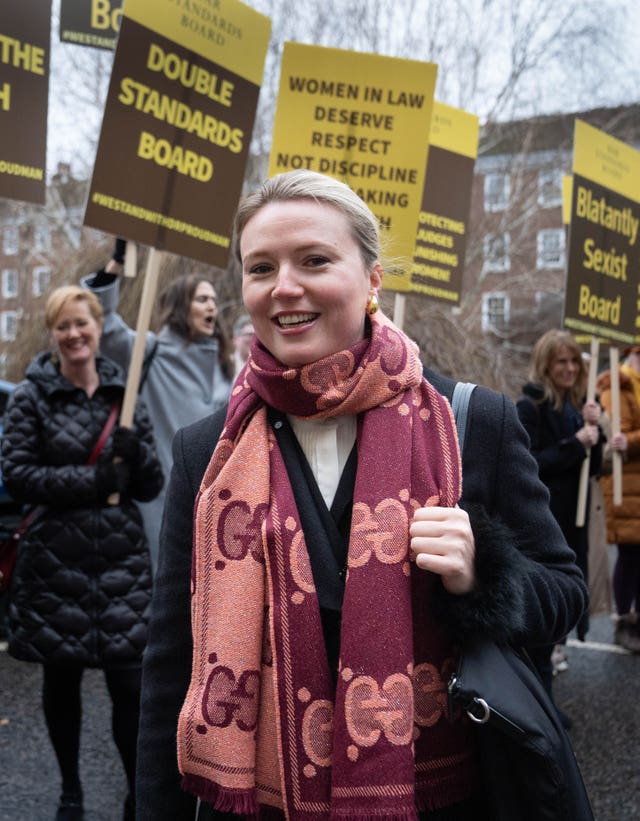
[573,119,640,204]
[124,0,270,85]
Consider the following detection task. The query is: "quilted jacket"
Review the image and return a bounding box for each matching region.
[1,352,163,667]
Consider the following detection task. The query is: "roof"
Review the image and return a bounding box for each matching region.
[480,104,640,157]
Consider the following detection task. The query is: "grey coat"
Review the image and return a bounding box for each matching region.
[83,274,232,568]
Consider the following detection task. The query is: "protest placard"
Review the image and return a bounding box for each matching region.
[0,0,51,205]
[408,102,478,305]
[60,0,123,51]
[564,119,640,346]
[84,0,271,268]
[269,42,437,291]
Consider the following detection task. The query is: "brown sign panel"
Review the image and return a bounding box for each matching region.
[564,173,640,345]
[60,0,123,51]
[83,17,261,268]
[409,146,475,305]
[0,0,51,204]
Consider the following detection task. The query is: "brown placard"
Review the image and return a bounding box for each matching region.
[564,120,640,345]
[564,173,640,345]
[60,0,123,51]
[0,0,51,205]
[84,1,270,268]
[409,146,475,305]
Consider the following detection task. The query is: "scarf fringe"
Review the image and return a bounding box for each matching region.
[329,812,418,821]
[181,774,259,815]
[415,767,478,813]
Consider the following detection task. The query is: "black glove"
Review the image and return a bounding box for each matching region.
[112,238,126,264]
[95,459,131,499]
[112,426,142,464]
[89,269,118,288]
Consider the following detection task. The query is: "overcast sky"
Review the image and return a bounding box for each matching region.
[45,0,640,179]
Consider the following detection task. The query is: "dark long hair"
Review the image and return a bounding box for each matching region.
[158,274,233,381]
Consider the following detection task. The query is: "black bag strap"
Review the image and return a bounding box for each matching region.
[451,381,476,455]
[139,339,159,393]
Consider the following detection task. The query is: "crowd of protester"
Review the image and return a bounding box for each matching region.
[2,171,636,821]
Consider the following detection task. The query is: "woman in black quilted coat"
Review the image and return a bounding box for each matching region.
[1,286,163,821]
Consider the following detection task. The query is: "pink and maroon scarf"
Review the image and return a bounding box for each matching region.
[177,312,477,820]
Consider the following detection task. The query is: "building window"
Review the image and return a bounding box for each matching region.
[0,354,7,378]
[1,269,18,299]
[2,225,18,255]
[481,292,510,333]
[536,229,565,269]
[538,169,563,208]
[33,222,51,252]
[484,173,510,211]
[483,232,510,273]
[0,311,18,341]
[32,266,51,297]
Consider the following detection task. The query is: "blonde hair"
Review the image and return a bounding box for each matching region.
[45,285,103,330]
[233,170,381,270]
[528,329,587,411]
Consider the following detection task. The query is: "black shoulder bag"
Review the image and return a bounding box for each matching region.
[447,381,594,821]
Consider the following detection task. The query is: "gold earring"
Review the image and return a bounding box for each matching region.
[366,293,379,315]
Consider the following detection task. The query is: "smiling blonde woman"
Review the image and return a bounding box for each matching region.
[137,173,589,821]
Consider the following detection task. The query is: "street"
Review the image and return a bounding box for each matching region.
[1,612,638,820]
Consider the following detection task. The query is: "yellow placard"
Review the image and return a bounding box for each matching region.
[573,119,640,204]
[269,42,437,291]
[429,101,479,159]
[124,0,270,85]
[564,121,640,344]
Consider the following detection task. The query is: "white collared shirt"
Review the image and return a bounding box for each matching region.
[288,415,357,509]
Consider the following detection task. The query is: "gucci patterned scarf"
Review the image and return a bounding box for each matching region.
[178,312,477,820]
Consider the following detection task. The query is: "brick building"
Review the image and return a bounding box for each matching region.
[464,103,640,355]
[0,163,88,378]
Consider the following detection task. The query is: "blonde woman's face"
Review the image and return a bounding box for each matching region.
[240,200,382,367]
[49,300,101,369]
[549,345,581,392]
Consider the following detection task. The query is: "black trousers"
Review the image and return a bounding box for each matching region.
[42,663,142,797]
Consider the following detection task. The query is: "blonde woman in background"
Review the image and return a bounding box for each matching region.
[517,329,603,727]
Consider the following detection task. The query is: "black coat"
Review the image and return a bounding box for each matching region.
[1,353,163,667]
[515,382,602,551]
[136,369,588,820]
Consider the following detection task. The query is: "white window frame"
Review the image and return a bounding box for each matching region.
[33,222,51,252]
[538,169,563,208]
[483,232,511,273]
[481,292,510,333]
[0,311,18,341]
[1,268,18,299]
[484,173,510,212]
[2,225,18,255]
[32,265,51,297]
[536,229,565,270]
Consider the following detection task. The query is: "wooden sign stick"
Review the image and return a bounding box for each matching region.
[575,336,599,527]
[610,346,622,506]
[124,240,137,279]
[393,292,406,330]
[108,247,163,505]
